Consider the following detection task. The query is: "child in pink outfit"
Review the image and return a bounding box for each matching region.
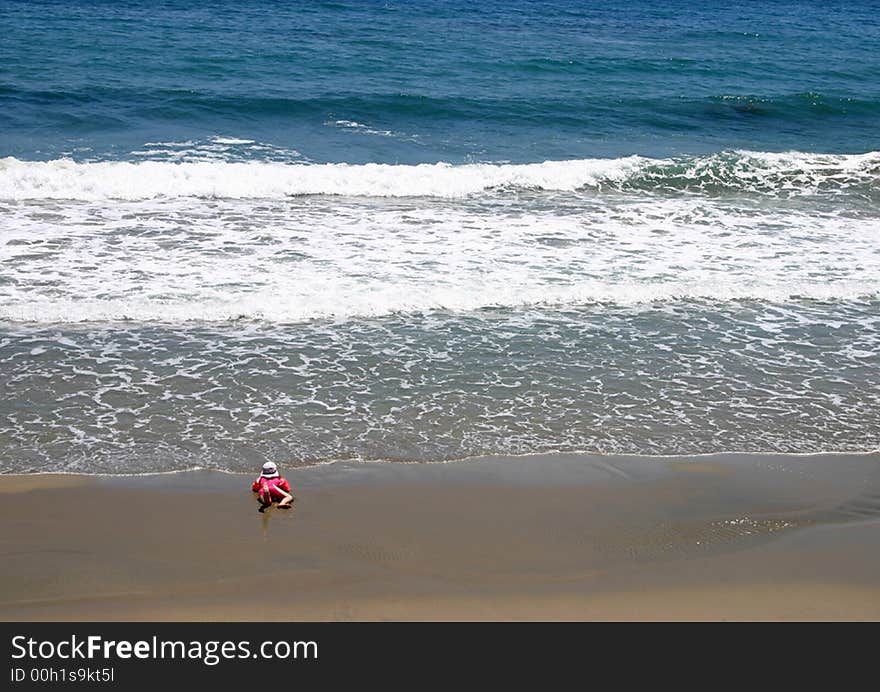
[251,462,294,513]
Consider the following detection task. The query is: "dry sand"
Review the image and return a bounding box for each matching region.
[1,452,879,621]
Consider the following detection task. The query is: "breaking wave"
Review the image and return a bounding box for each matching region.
[1,150,878,200]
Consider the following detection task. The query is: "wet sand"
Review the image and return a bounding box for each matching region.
[1,452,879,621]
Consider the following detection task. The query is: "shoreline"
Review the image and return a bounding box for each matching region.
[2,452,879,621]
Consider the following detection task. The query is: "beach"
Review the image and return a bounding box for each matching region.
[2,1,879,624]
[2,452,879,621]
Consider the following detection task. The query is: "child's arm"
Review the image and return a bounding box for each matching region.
[275,478,294,506]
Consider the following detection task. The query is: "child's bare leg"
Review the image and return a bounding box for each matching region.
[277,490,294,508]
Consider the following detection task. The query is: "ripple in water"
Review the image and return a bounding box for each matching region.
[1,300,878,473]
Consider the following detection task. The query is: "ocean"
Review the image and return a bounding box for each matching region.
[1,0,878,473]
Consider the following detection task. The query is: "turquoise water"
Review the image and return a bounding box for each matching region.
[3,0,879,161]
[1,1,879,472]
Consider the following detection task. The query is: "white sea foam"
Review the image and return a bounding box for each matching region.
[1,281,876,324]
[210,137,255,145]
[2,150,876,200]
[0,157,633,200]
[1,192,878,323]
[325,119,416,141]
[3,297,879,472]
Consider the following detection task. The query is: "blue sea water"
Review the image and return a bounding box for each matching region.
[2,0,880,163]
[1,0,879,472]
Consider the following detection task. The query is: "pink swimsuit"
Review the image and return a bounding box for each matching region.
[252,476,291,503]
